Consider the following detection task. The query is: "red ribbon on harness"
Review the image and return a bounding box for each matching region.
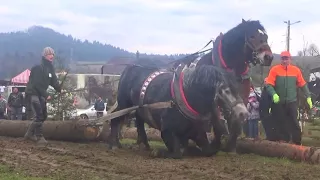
[212,36,249,75]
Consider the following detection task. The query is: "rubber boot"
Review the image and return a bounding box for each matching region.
[23,122,38,142]
[34,122,48,146]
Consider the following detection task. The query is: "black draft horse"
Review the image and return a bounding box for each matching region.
[173,19,273,106]
[107,64,248,159]
[169,19,274,151]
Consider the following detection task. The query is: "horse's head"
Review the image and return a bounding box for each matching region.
[215,70,249,121]
[240,19,273,66]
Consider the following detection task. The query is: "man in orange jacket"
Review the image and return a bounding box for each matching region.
[264,51,312,145]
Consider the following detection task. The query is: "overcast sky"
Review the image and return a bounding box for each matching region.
[0,0,319,55]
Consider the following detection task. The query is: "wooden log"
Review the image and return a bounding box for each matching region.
[0,120,101,142]
[117,127,320,164]
[121,127,163,141]
[236,138,320,164]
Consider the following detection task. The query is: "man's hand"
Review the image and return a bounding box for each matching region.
[61,89,67,93]
[47,96,51,100]
[307,97,313,109]
[273,94,280,104]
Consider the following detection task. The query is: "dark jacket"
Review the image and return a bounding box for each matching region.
[94,100,105,111]
[25,58,61,98]
[8,92,24,108]
[259,86,273,119]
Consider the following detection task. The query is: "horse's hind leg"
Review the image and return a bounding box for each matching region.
[135,112,150,151]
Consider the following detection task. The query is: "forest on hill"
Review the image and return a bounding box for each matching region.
[0,25,318,84]
[0,26,187,79]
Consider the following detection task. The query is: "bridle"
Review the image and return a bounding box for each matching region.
[243,32,270,66]
[214,83,244,111]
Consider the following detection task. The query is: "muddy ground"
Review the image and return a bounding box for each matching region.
[0,136,320,180]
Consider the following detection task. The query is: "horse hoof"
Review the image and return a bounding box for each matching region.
[106,143,121,150]
[139,144,151,151]
[150,149,160,158]
[150,149,166,158]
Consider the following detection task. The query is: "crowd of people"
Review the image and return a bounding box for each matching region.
[243,51,313,145]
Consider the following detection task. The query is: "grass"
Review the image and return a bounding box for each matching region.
[0,165,51,180]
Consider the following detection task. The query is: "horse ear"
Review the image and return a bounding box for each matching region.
[242,18,246,23]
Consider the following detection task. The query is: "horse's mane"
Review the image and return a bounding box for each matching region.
[223,20,266,45]
[182,65,238,114]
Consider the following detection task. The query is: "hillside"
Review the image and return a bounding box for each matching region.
[0,26,187,79]
[0,26,319,80]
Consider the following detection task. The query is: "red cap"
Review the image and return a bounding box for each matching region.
[280,51,291,57]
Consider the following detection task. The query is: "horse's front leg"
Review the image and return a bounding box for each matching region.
[223,118,242,152]
[135,111,151,151]
[210,117,227,152]
[190,129,219,157]
[150,129,183,159]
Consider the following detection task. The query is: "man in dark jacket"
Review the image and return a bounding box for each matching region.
[8,87,24,120]
[259,84,276,140]
[23,47,61,145]
[94,96,105,118]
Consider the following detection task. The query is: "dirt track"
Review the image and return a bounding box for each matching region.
[0,136,320,180]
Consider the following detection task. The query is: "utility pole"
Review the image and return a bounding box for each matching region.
[284,20,301,51]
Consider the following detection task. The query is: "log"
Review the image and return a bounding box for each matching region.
[118,127,320,164]
[121,127,162,141]
[236,138,320,164]
[0,120,101,142]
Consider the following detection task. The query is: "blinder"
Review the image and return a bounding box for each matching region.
[215,91,244,110]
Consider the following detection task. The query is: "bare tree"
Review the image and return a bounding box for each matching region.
[308,43,320,56]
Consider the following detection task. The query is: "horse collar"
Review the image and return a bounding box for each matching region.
[139,70,168,106]
[170,64,201,121]
[211,34,249,76]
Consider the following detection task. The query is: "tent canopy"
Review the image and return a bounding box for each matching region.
[11,69,31,84]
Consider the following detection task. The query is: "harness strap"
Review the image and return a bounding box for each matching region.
[212,33,249,76]
[171,64,200,121]
[139,70,168,106]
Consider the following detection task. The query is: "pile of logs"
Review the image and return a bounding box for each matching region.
[0,120,319,164]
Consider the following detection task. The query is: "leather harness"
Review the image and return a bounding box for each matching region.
[139,70,169,106]
[211,33,249,76]
[170,63,201,121]
[137,64,202,121]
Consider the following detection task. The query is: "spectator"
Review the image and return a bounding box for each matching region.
[94,96,105,118]
[7,87,24,120]
[246,91,260,138]
[0,94,6,119]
